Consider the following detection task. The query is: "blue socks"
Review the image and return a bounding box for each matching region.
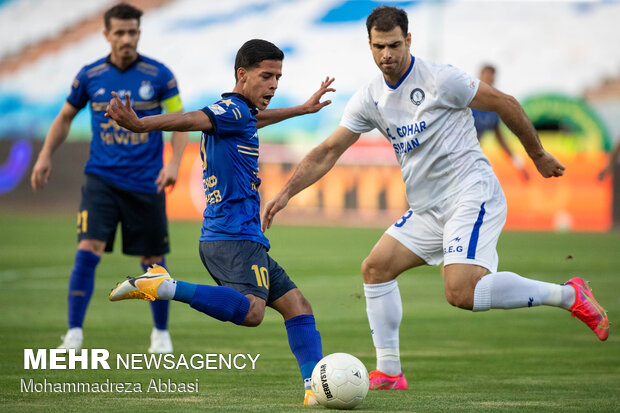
[142,259,169,330]
[172,280,322,388]
[185,284,250,325]
[285,314,323,383]
[172,280,196,303]
[67,250,100,328]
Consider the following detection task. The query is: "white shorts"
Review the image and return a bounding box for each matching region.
[385,176,507,273]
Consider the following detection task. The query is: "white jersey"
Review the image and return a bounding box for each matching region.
[340,56,496,213]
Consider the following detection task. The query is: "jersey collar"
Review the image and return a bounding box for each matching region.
[222,92,258,114]
[384,55,415,90]
[105,54,142,73]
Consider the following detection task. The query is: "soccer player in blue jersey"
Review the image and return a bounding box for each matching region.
[105,39,333,405]
[31,3,188,353]
[471,65,529,180]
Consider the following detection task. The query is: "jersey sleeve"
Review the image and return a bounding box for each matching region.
[200,100,248,136]
[66,66,89,110]
[339,87,375,133]
[162,95,183,113]
[158,64,180,101]
[436,64,480,109]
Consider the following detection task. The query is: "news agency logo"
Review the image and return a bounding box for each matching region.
[23,349,260,370]
[410,88,425,105]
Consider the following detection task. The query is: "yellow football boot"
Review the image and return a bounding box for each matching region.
[109,265,170,302]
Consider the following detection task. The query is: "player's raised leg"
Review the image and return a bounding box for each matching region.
[451,266,609,340]
[109,265,253,324]
[442,184,609,341]
[362,232,427,390]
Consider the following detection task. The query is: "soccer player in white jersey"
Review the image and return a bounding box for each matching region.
[262,5,609,391]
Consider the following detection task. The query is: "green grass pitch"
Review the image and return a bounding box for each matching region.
[1,213,619,412]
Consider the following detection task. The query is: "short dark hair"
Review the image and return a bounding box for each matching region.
[234,39,284,81]
[366,6,408,38]
[104,2,143,31]
[480,64,496,74]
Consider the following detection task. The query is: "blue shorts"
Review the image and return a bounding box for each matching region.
[199,240,297,304]
[78,173,169,256]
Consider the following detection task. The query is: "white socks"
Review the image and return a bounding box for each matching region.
[364,273,575,374]
[364,280,403,376]
[156,279,177,300]
[473,271,575,312]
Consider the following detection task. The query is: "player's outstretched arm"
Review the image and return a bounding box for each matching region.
[256,77,335,129]
[155,128,189,193]
[470,82,565,178]
[105,92,212,133]
[261,126,360,231]
[493,125,529,181]
[31,102,79,191]
[598,138,620,181]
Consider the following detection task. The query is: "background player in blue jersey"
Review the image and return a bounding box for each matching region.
[471,65,530,180]
[105,39,334,405]
[598,135,620,181]
[30,3,188,353]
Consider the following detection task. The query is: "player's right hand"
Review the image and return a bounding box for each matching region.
[261,193,290,232]
[30,156,52,191]
[532,150,565,178]
[105,91,144,132]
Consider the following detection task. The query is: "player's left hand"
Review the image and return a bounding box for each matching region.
[155,164,179,193]
[105,91,145,132]
[301,77,336,114]
[531,150,565,178]
[261,192,290,232]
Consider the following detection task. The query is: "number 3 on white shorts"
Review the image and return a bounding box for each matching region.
[394,210,413,228]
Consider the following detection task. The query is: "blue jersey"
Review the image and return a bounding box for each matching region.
[67,54,180,193]
[471,109,499,139]
[198,93,269,249]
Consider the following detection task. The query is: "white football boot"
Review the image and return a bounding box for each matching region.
[148,328,173,354]
[57,327,83,350]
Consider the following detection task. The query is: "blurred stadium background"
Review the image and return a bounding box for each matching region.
[1,0,620,231]
[1,2,619,411]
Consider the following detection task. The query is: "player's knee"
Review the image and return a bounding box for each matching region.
[243,302,265,327]
[444,285,473,309]
[362,256,381,284]
[362,256,389,283]
[243,310,264,327]
[443,266,485,310]
[77,240,105,256]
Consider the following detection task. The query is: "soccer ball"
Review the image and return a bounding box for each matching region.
[311,353,369,410]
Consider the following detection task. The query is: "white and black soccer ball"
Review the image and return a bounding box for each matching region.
[311,353,369,410]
